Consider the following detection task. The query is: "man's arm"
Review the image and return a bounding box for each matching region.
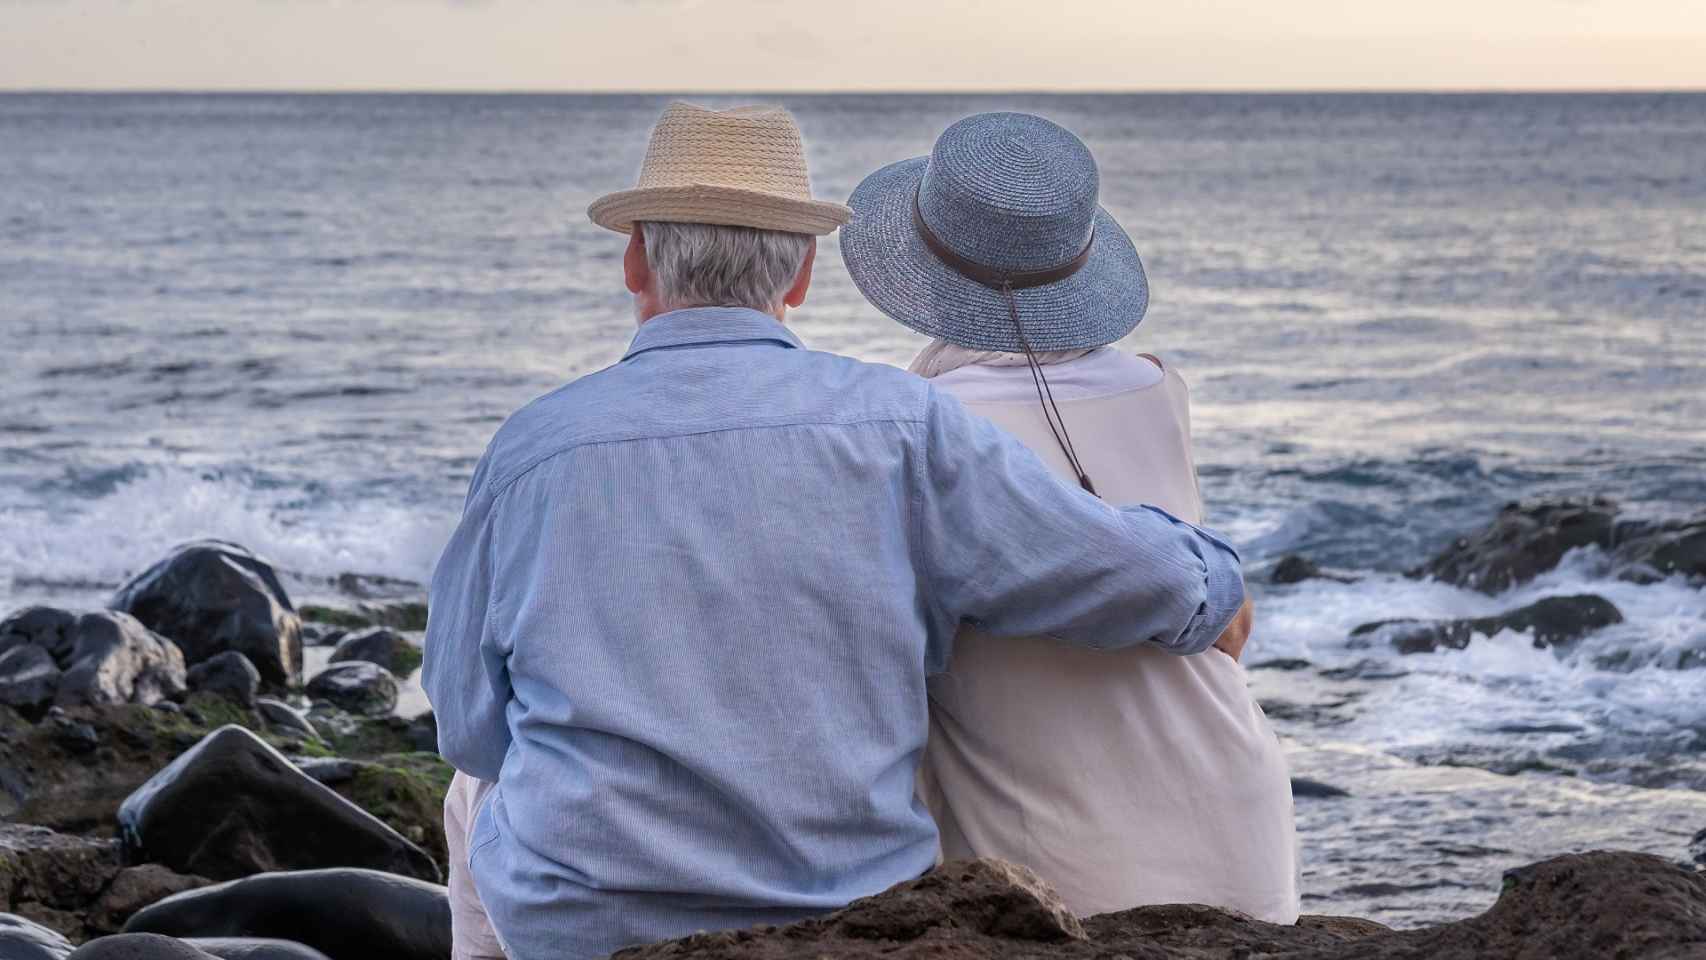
[422,466,513,782]
[915,388,1246,659]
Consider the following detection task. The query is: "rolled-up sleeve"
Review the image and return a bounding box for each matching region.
[423,461,513,782]
[915,388,1245,662]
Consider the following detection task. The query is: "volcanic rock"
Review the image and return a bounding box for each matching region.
[327,629,420,678]
[110,541,302,688]
[1413,498,1621,593]
[1352,594,1623,655]
[117,725,438,883]
[184,654,259,709]
[305,663,396,718]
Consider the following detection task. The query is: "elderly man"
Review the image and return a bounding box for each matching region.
[424,102,1250,960]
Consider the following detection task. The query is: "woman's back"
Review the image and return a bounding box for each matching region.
[918,349,1300,922]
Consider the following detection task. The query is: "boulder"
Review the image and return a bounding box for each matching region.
[117,725,439,883]
[327,629,420,678]
[124,868,451,960]
[184,941,333,960]
[305,664,396,718]
[1413,498,1621,593]
[1614,512,1706,583]
[1352,594,1624,655]
[67,935,219,960]
[1291,778,1351,799]
[0,647,61,714]
[0,610,186,710]
[0,914,73,960]
[185,655,259,709]
[110,542,301,688]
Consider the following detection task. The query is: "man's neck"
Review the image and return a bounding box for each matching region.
[637,303,786,326]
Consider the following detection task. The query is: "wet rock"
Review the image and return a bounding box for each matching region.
[1291,778,1352,799]
[1247,657,1313,672]
[0,914,73,960]
[295,625,344,649]
[1354,594,1624,655]
[251,700,319,744]
[0,646,61,714]
[327,629,420,678]
[124,868,451,960]
[289,758,362,786]
[0,610,187,710]
[86,867,212,937]
[184,654,259,709]
[184,940,333,960]
[305,663,396,718]
[1614,512,1706,583]
[1269,554,1358,585]
[110,541,302,688]
[1413,498,1621,593]
[1690,826,1705,866]
[68,934,220,960]
[1317,659,1410,681]
[117,725,439,883]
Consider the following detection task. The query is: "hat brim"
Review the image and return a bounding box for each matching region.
[839,157,1148,352]
[588,184,852,237]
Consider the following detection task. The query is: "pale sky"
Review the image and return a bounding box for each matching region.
[3,0,1704,91]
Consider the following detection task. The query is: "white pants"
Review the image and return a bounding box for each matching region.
[444,771,505,960]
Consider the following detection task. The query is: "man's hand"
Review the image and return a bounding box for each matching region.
[1212,597,1254,662]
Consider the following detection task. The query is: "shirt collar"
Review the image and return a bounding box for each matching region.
[622,307,804,361]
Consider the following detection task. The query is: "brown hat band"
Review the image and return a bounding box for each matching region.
[912,189,1095,291]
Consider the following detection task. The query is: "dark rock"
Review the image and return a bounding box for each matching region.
[1316,659,1409,681]
[612,851,1705,960]
[184,655,259,709]
[86,867,212,938]
[117,725,439,883]
[0,609,77,662]
[1690,826,1705,866]
[1291,778,1352,798]
[1269,554,1357,585]
[0,647,61,715]
[251,700,319,744]
[305,663,396,718]
[403,712,436,753]
[1355,594,1624,655]
[110,541,302,688]
[295,625,344,649]
[0,824,122,941]
[1613,512,1706,583]
[289,758,362,786]
[124,868,451,960]
[0,914,73,960]
[184,940,333,960]
[48,714,100,755]
[68,934,220,960]
[327,629,420,678]
[1247,657,1313,671]
[0,610,186,710]
[1413,498,1621,593]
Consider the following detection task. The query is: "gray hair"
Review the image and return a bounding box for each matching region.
[638,221,812,313]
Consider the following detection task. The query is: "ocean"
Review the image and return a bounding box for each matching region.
[2,92,1704,926]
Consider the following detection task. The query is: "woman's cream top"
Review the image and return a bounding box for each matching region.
[916,349,1300,923]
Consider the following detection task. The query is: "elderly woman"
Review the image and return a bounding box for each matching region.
[840,112,1299,922]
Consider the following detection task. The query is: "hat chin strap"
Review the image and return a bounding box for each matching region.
[912,190,1100,497]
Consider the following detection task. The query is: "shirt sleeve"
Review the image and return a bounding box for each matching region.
[422,459,513,782]
[915,387,1245,664]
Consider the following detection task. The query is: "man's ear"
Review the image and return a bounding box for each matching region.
[782,239,816,309]
[623,227,649,295]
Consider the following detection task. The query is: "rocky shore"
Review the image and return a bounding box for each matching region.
[0,502,1701,960]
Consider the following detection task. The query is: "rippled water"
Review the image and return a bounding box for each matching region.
[2,92,1704,925]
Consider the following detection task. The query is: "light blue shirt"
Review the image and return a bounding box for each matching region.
[423,307,1245,960]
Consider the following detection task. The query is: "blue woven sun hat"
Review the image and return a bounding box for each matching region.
[840,112,1148,353]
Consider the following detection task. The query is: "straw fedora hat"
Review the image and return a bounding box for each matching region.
[588,102,852,236]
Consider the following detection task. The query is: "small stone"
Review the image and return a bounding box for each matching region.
[254,698,321,742]
[327,628,421,677]
[0,643,62,712]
